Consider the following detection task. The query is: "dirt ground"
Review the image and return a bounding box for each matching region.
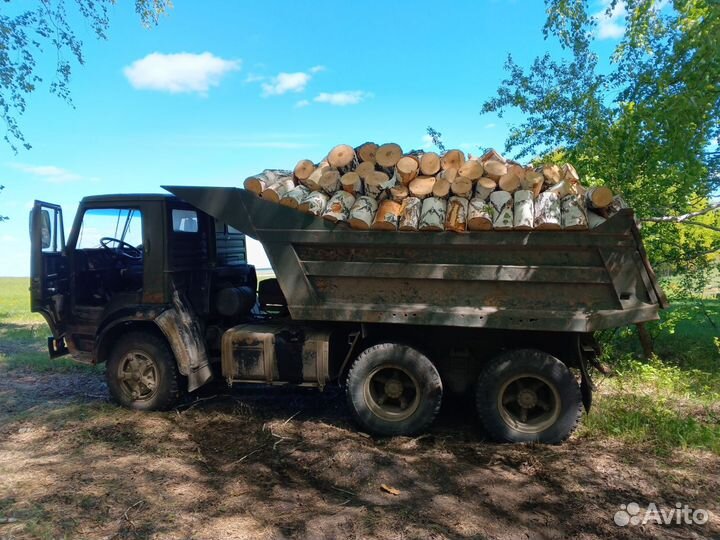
[0,365,717,540]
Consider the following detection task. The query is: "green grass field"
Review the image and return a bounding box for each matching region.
[1,276,719,454]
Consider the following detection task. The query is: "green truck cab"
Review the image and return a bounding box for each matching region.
[29,187,667,443]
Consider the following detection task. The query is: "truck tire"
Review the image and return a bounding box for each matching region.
[475,349,582,444]
[106,331,183,411]
[346,343,442,436]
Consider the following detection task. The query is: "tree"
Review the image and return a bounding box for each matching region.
[479,0,719,293]
[1,0,172,153]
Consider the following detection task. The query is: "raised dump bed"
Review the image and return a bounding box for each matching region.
[166,186,667,333]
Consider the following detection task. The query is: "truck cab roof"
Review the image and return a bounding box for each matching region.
[80,193,178,204]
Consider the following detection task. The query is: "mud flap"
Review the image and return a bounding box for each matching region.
[576,336,595,413]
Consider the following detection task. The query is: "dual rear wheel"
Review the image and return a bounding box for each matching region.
[345,344,582,443]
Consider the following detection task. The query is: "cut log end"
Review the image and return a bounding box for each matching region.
[419,152,441,176]
[376,143,403,168]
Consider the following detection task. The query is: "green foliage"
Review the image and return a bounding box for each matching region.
[0,0,172,152]
[426,126,446,153]
[481,0,720,290]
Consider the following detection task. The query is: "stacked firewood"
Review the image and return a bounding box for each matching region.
[243,143,625,232]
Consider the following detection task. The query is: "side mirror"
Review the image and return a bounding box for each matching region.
[40,209,51,249]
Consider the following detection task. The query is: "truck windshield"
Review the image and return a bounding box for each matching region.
[77,208,142,249]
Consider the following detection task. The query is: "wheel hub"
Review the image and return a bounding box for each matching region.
[363,365,421,422]
[119,352,157,401]
[517,389,537,409]
[384,379,404,399]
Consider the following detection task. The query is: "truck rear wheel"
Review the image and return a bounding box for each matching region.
[346,343,442,436]
[106,331,183,411]
[475,349,582,444]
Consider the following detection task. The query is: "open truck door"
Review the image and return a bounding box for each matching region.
[30,200,69,357]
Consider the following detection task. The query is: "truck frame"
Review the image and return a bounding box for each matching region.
[29,186,667,443]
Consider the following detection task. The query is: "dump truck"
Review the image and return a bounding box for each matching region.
[29,186,667,443]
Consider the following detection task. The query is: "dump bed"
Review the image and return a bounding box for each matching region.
[166,186,667,333]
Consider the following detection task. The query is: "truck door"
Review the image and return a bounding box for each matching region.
[30,201,68,338]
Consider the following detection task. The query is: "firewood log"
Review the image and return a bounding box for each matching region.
[280,185,310,209]
[371,200,402,230]
[475,177,496,201]
[534,191,562,230]
[489,190,513,230]
[606,195,628,217]
[585,186,614,209]
[484,160,507,181]
[445,196,469,232]
[540,164,562,185]
[450,176,473,199]
[513,189,534,230]
[355,161,376,180]
[432,177,451,199]
[375,143,403,173]
[458,159,484,181]
[498,172,521,194]
[468,197,493,230]
[507,163,526,184]
[546,178,573,199]
[436,168,458,184]
[419,152,441,175]
[305,161,330,191]
[340,172,363,196]
[261,177,295,202]
[348,195,378,230]
[327,144,358,175]
[355,142,378,163]
[587,210,607,228]
[323,191,356,223]
[298,191,329,216]
[319,169,341,195]
[365,171,395,199]
[293,160,316,184]
[390,184,409,203]
[408,175,436,200]
[562,163,579,182]
[480,149,506,164]
[396,156,420,185]
[419,197,447,231]
[441,149,465,171]
[561,194,588,230]
[522,170,544,192]
[399,197,422,231]
[244,169,291,195]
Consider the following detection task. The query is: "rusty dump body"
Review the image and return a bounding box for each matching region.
[165,186,667,333]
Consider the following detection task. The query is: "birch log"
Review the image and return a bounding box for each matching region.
[390,184,409,203]
[450,176,474,199]
[340,172,363,196]
[458,159,484,181]
[445,196,469,233]
[293,160,316,184]
[585,186,614,210]
[365,171,395,199]
[280,185,310,209]
[371,200,402,231]
[420,152,441,175]
[498,172,521,193]
[298,191,329,216]
[534,191,562,230]
[587,210,607,228]
[523,170,544,191]
[419,197,447,231]
[441,149,465,171]
[355,161,376,180]
[475,177,496,201]
[375,143,403,174]
[305,161,330,191]
[327,144,358,175]
[261,177,295,202]
[562,163,580,182]
[323,191,355,223]
[436,167,458,185]
[480,149,506,164]
[513,190,534,230]
[396,156,420,185]
[561,194,588,230]
[408,175,436,200]
[541,164,562,185]
[348,196,378,230]
[244,169,291,194]
[355,142,378,163]
[319,169,341,195]
[399,197,422,231]
[468,197,493,230]
[489,190,513,230]
[432,177,451,198]
[484,160,508,181]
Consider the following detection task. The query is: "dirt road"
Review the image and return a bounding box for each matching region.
[0,366,717,540]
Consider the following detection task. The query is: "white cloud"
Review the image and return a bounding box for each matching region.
[261,72,311,96]
[295,99,311,108]
[484,122,496,129]
[9,163,89,183]
[421,134,434,150]
[313,91,370,106]
[594,0,626,39]
[124,52,241,94]
[244,73,265,84]
[309,65,326,73]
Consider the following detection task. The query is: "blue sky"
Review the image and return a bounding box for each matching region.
[0,0,624,276]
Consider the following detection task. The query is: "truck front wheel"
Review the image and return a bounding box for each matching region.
[106,331,183,411]
[346,343,443,436]
[475,349,582,444]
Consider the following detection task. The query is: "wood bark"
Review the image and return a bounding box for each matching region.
[348,196,378,230]
[323,191,356,223]
[474,177,496,201]
[408,175,436,200]
[244,169,291,195]
[298,191,329,216]
[419,197,447,231]
[365,171,395,199]
[441,149,465,171]
[340,172,363,196]
[396,156,420,185]
[371,200,402,231]
[355,142,378,163]
[585,186,614,209]
[458,158,484,181]
[450,176,474,199]
[484,160,507,181]
[468,197,493,230]
[399,197,422,231]
[489,190,513,230]
[561,194,588,230]
[319,169,341,195]
[327,144,358,175]
[261,177,295,202]
[390,184,409,203]
[445,196,469,233]
[280,185,310,209]
[513,189,534,230]
[419,152,441,175]
[534,191,562,230]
